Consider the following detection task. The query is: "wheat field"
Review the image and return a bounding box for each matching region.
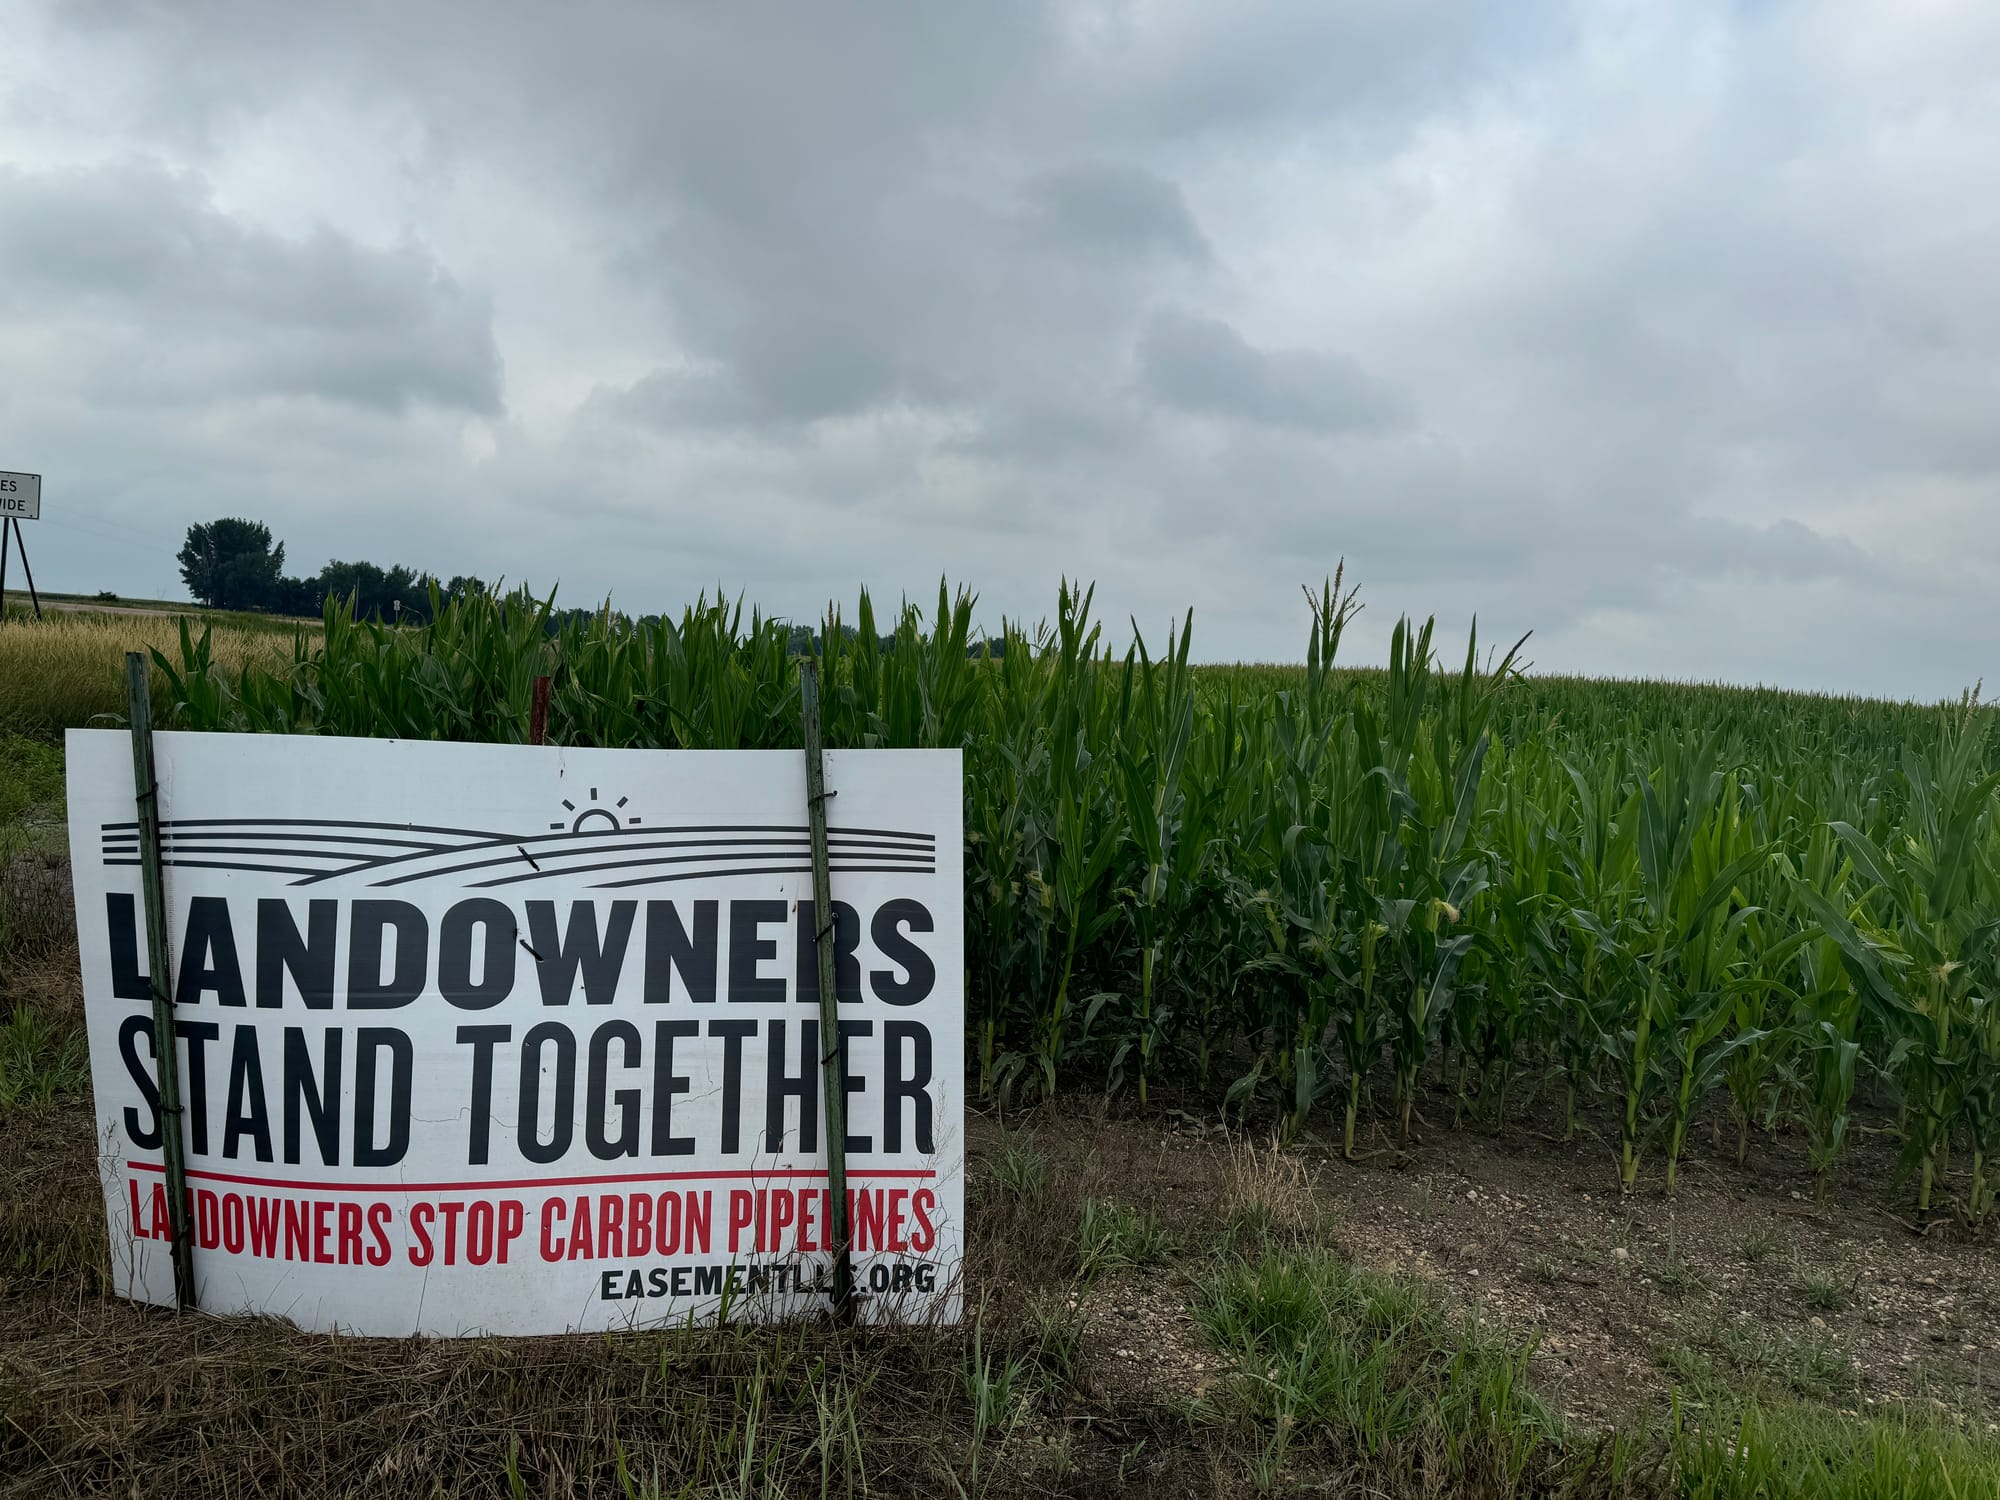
[0,605,306,737]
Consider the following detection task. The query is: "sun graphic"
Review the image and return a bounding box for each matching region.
[550,787,641,834]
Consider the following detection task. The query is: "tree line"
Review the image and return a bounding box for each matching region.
[177,518,486,622]
[175,516,1008,654]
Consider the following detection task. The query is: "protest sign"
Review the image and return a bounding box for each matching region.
[66,731,963,1335]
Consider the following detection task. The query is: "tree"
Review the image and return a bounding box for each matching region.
[318,559,388,617]
[270,573,326,616]
[314,559,441,621]
[381,564,426,621]
[178,519,286,610]
[174,515,459,621]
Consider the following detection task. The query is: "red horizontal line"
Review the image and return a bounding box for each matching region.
[126,1162,938,1194]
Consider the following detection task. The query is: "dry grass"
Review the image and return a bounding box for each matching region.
[1222,1135,1317,1246]
[1,1284,972,1498]
[0,1104,1191,1500]
[0,608,305,737]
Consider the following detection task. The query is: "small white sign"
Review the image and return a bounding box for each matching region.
[66,731,965,1336]
[0,471,40,521]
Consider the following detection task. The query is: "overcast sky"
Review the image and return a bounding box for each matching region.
[2,2,1996,698]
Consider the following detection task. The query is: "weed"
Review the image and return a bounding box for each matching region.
[1030,1432,1077,1483]
[1739,1225,1788,1264]
[1077,1197,1174,1280]
[1791,1259,1853,1313]
[0,1006,89,1114]
[1116,1438,1149,1485]
[1020,1292,1088,1402]
[1671,1399,2000,1498]
[964,1321,1027,1483]
[502,1434,528,1500]
[1654,1230,1711,1295]
[1223,1136,1313,1247]
[1658,1312,1859,1404]
[985,1136,1050,1209]
[0,732,63,823]
[1193,1247,1564,1491]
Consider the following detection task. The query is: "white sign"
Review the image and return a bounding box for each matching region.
[0,470,39,520]
[66,731,964,1336]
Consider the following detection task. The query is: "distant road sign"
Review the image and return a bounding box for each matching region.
[0,472,40,521]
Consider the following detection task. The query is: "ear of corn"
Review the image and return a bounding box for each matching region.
[149,580,2000,1212]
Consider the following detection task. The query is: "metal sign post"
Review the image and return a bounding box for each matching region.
[125,653,195,1310]
[0,472,43,620]
[529,674,551,745]
[799,660,855,1325]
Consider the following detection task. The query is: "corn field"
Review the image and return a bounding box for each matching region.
[149,580,2000,1215]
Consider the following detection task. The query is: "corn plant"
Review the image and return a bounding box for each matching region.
[1113,611,1197,1107]
[1585,734,1772,1191]
[1467,752,1566,1129]
[1022,583,1125,1099]
[1803,698,2000,1214]
[142,570,1999,1198]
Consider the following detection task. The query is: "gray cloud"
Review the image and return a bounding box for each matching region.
[0,161,500,414]
[1018,163,1209,263]
[1137,310,1404,431]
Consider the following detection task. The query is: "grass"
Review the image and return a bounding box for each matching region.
[0,1006,88,1113]
[1019,1292,1089,1403]
[0,734,72,981]
[1,1308,966,1497]
[5,1065,2000,1497]
[1791,1259,1856,1313]
[964,1320,1031,1484]
[1740,1225,1789,1264]
[1656,1311,1860,1405]
[985,1137,1051,1211]
[1671,1400,2000,1499]
[1184,1242,1996,1495]
[0,607,303,736]
[969,1131,1085,1298]
[1077,1196,1175,1280]
[1222,1136,1315,1248]
[1654,1230,1712,1296]
[0,733,62,825]
[1192,1247,1564,1492]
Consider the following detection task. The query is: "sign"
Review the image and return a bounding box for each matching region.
[66,731,964,1336]
[0,470,39,520]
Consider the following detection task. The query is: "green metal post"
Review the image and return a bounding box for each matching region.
[800,660,854,1324]
[126,653,195,1310]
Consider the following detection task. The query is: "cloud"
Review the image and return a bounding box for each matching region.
[1018,163,1209,263]
[1137,309,1404,431]
[0,161,501,415]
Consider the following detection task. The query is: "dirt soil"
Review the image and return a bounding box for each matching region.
[988,1088,2000,1435]
[11,1062,1998,1436]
